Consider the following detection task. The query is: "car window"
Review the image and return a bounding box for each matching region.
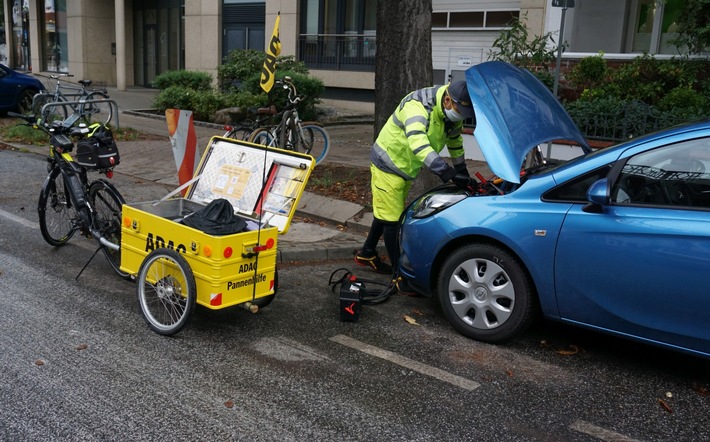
[611,137,710,209]
[543,165,613,202]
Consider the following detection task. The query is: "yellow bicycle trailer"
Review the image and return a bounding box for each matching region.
[120,136,314,335]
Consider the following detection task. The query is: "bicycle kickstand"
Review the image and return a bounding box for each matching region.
[75,245,103,280]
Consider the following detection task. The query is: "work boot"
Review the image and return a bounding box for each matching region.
[354,249,393,275]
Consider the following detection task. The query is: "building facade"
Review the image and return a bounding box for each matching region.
[0,0,697,112]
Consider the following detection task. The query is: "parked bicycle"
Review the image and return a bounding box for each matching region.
[8,111,126,278]
[32,74,113,126]
[222,105,277,141]
[247,77,330,165]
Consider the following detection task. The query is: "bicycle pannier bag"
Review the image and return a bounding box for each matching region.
[75,124,120,169]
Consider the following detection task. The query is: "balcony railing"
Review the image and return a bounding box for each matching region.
[298,34,376,72]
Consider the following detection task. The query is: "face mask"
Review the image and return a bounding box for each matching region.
[444,106,465,122]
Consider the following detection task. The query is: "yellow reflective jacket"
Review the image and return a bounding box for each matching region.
[370,84,466,181]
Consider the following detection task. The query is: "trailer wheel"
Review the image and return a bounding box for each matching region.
[251,269,278,308]
[137,248,196,335]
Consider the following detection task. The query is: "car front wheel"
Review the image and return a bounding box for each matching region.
[437,244,537,343]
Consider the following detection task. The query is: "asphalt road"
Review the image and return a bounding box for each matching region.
[1,149,710,441]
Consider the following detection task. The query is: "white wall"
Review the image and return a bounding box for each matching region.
[568,0,628,53]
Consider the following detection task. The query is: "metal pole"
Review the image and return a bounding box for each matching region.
[548,0,568,159]
[552,1,567,98]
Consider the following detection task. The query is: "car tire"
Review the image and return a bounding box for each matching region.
[437,244,537,343]
[17,88,36,115]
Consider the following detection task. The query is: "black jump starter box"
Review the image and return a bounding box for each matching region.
[339,276,364,322]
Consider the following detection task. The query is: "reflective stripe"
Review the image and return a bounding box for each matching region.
[404,115,428,127]
[405,129,426,137]
[392,113,404,129]
[371,142,415,180]
[412,143,431,155]
[424,152,449,177]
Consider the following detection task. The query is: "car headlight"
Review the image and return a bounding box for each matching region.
[411,191,467,219]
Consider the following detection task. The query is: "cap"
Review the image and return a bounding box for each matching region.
[447,81,475,118]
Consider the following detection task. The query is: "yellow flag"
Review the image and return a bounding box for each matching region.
[260,13,281,93]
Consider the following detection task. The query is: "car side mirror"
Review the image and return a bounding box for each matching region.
[583,178,610,213]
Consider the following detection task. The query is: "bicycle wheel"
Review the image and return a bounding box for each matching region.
[299,124,330,165]
[33,93,68,124]
[224,126,252,141]
[248,127,276,146]
[89,179,128,278]
[82,91,113,125]
[38,168,78,246]
[137,248,196,336]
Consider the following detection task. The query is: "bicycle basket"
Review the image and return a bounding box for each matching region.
[76,124,120,169]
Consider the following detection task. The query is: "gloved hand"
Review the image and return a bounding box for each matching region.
[451,173,474,189]
[439,164,458,183]
[454,162,470,178]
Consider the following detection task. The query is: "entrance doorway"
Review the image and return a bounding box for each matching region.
[134,1,184,87]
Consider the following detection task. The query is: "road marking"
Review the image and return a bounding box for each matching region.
[569,420,641,442]
[329,334,480,391]
[0,208,39,230]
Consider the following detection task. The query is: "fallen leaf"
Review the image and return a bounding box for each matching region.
[658,398,673,413]
[412,308,425,317]
[224,400,234,408]
[35,359,44,366]
[76,343,88,351]
[403,315,419,326]
[556,344,580,355]
[691,383,710,397]
[506,369,513,377]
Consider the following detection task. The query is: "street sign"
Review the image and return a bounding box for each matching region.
[552,0,574,7]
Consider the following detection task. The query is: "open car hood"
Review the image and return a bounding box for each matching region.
[465,61,589,184]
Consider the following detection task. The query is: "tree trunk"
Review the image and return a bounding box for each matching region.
[374,0,433,137]
[375,0,439,200]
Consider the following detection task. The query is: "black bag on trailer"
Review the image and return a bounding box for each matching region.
[75,124,120,169]
[180,198,248,235]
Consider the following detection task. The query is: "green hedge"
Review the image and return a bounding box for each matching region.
[152,50,324,123]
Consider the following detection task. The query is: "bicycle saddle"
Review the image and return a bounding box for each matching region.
[79,79,92,87]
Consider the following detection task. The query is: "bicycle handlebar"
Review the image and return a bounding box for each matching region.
[7,111,87,137]
[274,77,304,106]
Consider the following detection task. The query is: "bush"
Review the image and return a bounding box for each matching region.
[153,85,195,113]
[218,51,311,92]
[218,49,265,91]
[657,86,709,113]
[489,13,560,91]
[152,70,213,91]
[567,53,608,91]
[153,86,228,122]
[219,50,324,120]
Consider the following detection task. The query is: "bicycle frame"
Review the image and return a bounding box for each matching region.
[33,74,114,126]
[245,76,330,164]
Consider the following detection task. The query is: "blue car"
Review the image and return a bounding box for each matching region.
[399,61,710,358]
[0,64,45,113]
